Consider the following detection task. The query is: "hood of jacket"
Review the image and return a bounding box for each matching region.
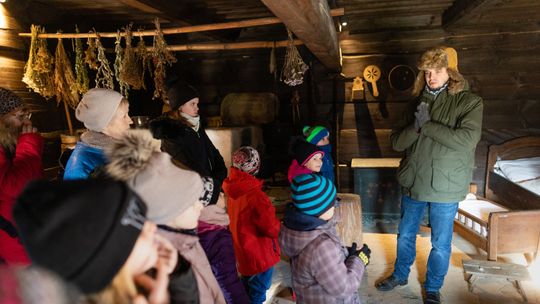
[280,205,338,258]
[222,167,262,200]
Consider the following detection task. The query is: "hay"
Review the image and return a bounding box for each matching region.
[151,19,176,101]
[54,38,80,109]
[22,24,55,99]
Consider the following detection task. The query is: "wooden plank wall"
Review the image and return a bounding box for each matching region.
[337,28,540,194]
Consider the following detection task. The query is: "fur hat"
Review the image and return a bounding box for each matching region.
[14,179,147,294]
[232,146,260,175]
[293,140,324,167]
[291,174,336,217]
[412,46,465,96]
[303,125,329,145]
[0,87,23,115]
[166,79,198,111]
[106,129,214,224]
[76,88,124,132]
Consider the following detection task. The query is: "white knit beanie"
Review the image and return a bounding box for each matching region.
[76,88,124,132]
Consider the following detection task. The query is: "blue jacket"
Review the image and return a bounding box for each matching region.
[63,141,106,180]
[319,144,335,184]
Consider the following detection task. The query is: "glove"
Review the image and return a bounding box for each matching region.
[347,243,371,266]
[414,102,430,130]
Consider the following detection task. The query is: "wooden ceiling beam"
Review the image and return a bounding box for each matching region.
[442,0,499,28]
[261,0,341,71]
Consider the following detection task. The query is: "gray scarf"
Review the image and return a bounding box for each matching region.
[180,112,200,132]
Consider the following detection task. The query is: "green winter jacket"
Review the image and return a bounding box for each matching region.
[390,81,483,203]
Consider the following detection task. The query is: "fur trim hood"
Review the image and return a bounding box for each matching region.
[105,129,161,181]
[412,46,466,96]
[149,115,192,140]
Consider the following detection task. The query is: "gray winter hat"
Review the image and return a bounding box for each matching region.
[76,88,124,132]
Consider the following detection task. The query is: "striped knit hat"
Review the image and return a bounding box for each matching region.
[291,174,336,217]
[303,125,329,145]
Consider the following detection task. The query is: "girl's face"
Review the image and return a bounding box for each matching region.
[124,221,159,275]
[304,153,323,172]
[317,135,330,146]
[179,98,199,117]
[103,100,133,139]
[319,206,335,221]
[169,201,204,229]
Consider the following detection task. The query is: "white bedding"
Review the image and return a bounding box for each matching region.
[494,156,540,195]
[455,193,508,237]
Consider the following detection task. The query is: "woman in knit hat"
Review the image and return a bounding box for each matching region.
[106,129,226,304]
[150,79,248,303]
[287,139,324,183]
[222,146,281,304]
[279,174,371,303]
[63,88,133,180]
[14,179,177,304]
[0,87,43,265]
[303,125,335,184]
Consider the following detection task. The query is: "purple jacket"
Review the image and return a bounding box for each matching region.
[279,206,365,304]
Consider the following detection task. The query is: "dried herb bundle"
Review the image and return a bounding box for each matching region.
[22,25,55,99]
[120,24,145,90]
[54,38,80,109]
[280,29,308,86]
[136,33,151,90]
[74,26,89,95]
[114,30,129,97]
[151,19,176,101]
[85,37,98,70]
[94,32,115,89]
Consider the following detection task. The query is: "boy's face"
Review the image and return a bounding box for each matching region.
[424,67,449,90]
[170,201,204,229]
[304,153,323,172]
[316,135,330,146]
[319,206,335,221]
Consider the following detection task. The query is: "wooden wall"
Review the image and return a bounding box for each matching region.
[337,27,540,194]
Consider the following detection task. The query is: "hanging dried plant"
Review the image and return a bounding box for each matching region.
[85,37,98,70]
[94,32,115,90]
[114,30,129,97]
[22,24,55,99]
[136,32,152,90]
[151,19,176,101]
[74,26,89,95]
[120,24,144,90]
[280,29,308,86]
[54,37,80,109]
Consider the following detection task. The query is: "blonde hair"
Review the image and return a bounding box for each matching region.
[412,46,465,96]
[84,266,137,304]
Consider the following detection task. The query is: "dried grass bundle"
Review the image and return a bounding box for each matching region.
[151,19,176,101]
[280,29,308,86]
[120,24,145,90]
[22,24,55,99]
[114,30,129,97]
[94,32,115,90]
[85,37,98,70]
[136,33,151,90]
[74,26,89,95]
[54,38,80,109]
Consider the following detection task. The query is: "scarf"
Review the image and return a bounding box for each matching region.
[425,82,448,96]
[180,112,200,132]
[80,130,116,149]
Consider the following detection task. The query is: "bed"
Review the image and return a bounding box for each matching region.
[454,136,540,261]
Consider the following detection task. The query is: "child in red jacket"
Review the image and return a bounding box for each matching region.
[222,146,281,304]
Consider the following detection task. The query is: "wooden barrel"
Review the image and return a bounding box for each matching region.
[335,193,363,246]
[60,133,79,152]
[220,93,278,126]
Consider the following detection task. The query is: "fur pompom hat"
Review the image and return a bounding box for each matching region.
[106,129,214,224]
[412,46,465,96]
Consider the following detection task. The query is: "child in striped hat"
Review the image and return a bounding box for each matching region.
[287,139,324,183]
[303,125,335,184]
[279,173,370,303]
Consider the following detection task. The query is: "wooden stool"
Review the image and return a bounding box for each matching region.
[335,193,362,246]
[462,259,530,302]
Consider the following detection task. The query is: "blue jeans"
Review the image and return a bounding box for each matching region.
[392,195,458,292]
[241,267,274,304]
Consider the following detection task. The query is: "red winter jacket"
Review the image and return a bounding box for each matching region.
[222,167,281,276]
[0,131,43,265]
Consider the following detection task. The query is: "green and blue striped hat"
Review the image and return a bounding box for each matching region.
[303,125,329,145]
[291,174,336,217]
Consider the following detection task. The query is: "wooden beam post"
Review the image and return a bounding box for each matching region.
[442,0,499,28]
[261,0,341,71]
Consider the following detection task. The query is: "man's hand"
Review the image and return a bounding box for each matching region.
[414,102,430,131]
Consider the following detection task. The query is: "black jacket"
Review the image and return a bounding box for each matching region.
[150,117,227,205]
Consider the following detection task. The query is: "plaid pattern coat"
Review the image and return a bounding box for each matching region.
[279,211,365,304]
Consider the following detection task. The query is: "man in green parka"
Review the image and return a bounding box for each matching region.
[376,47,483,304]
